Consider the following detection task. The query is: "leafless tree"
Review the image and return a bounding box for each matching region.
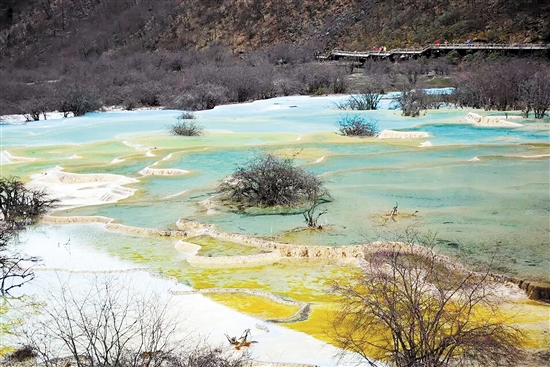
[519,68,550,119]
[20,275,184,367]
[265,42,315,65]
[218,153,328,208]
[337,115,378,136]
[13,275,246,367]
[167,345,245,367]
[294,63,348,95]
[0,177,55,296]
[57,83,102,117]
[0,250,39,297]
[0,223,38,296]
[303,201,328,229]
[0,177,57,229]
[397,86,447,117]
[397,60,423,85]
[329,242,524,367]
[175,83,229,111]
[454,59,542,114]
[169,113,204,136]
[338,79,385,111]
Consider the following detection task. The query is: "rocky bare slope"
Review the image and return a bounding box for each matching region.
[1,0,548,67]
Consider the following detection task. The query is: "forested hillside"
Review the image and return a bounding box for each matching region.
[0,0,548,118]
[0,0,548,67]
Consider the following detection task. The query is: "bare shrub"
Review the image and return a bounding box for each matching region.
[0,176,57,229]
[220,63,276,102]
[175,84,228,111]
[19,275,199,367]
[57,83,102,116]
[396,59,423,85]
[337,115,378,137]
[137,87,161,107]
[348,94,375,110]
[13,275,248,367]
[4,345,37,362]
[329,242,524,367]
[170,117,203,136]
[218,153,327,208]
[363,59,395,76]
[178,111,196,120]
[274,76,302,96]
[397,86,429,117]
[295,63,348,95]
[519,68,550,118]
[303,201,328,229]
[1,177,57,296]
[352,77,387,110]
[177,346,245,367]
[426,57,451,75]
[455,59,538,113]
[266,43,315,65]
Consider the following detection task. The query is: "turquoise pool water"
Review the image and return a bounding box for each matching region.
[1,94,549,282]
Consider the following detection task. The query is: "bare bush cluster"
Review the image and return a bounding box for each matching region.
[455,59,550,118]
[1,176,57,296]
[337,115,378,137]
[218,153,327,209]
[356,58,454,117]
[0,176,57,229]
[0,44,351,118]
[170,121,203,136]
[177,111,196,120]
[336,81,384,111]
[330,242,524,367]
[7,276,245,367]
[169,110,203,137]
[396,86,453,117]
[294,63,348,95]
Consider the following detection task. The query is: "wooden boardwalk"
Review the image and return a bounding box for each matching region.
[321,43,550,61]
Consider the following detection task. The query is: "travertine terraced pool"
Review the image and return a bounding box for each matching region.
[2,94,549,350]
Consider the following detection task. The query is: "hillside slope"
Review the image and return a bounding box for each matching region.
[0,0,548,67]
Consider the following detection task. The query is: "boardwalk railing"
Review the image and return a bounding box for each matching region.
[322,43,550,60]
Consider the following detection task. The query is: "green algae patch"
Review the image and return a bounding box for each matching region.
[205,293,301,320]
[182,259,357,303]
[192,235,266,257]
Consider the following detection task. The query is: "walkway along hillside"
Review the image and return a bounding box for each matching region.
[320,43,550,62]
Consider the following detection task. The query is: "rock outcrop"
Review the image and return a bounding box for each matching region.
[513,279,550,302]
[465,112,523,127]
[139,167,189,176]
